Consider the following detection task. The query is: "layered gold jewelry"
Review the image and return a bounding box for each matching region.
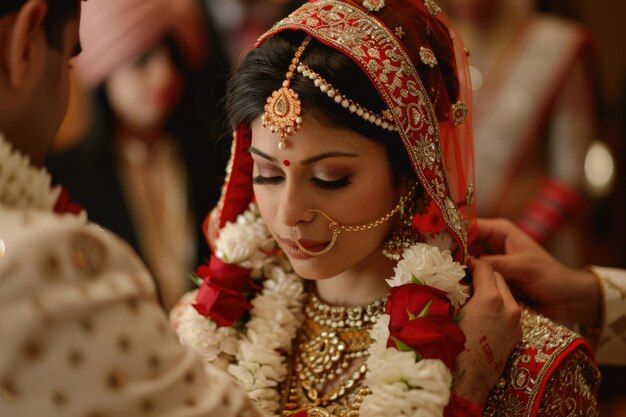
[282,293,386,416]
[305,292,387,330]
[296,64,398,132]
[291,183,419,256]
[262,36,312,149]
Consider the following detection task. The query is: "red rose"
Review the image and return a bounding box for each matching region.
[53,187,84,216]
[192,256,256,326]
[386,285,466,370]
[196,257,255,292]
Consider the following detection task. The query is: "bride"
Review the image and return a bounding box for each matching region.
[174,1,599,416]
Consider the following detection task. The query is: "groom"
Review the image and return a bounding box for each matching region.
[0,1,261,416]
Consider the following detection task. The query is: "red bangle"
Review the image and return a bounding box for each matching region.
[444,394,483,417]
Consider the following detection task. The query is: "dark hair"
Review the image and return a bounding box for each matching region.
[0,0,80,51]
[225,31,414,181]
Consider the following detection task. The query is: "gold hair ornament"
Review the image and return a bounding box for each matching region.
[296,64,398,132]
[262,36,312,149]
[291,183,418,256]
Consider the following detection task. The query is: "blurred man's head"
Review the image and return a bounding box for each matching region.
[0,0,81,165]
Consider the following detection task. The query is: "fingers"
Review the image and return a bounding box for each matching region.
[493,272,523,340]
[475,218,515,253]
[469,259,498,294]
[478,254,527,285]
[493,271,517,309]
[470,259,521,314]
[476,218,538,255]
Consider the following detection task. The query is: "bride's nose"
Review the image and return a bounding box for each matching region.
[276,179,315,228]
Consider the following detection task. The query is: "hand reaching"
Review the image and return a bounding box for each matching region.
[475,218,601,327]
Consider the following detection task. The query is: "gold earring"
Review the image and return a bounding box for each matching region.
[382,186,423,261]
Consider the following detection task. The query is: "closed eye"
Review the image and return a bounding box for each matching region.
[252,175,284,185]
[311,175,351,190]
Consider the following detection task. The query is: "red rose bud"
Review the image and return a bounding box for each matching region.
[386,285,452,331]
[193,280,253,327]
[53,187,84,216]
[196,257,254,292]
[386,284,466,370]
[192,256,256,326]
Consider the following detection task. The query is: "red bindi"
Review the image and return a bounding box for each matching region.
[283,160,291,167]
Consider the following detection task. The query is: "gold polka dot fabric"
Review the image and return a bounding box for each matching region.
[0,206,263,416]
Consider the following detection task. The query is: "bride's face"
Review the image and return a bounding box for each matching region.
[250,115,405,280]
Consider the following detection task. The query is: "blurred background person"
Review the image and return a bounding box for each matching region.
[205,0,305,62]
[443,0,598,265]
[47,0,231,310]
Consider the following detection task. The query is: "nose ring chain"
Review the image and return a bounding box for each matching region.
[290,183,418,256]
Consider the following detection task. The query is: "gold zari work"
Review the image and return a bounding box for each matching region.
[483,309,600,417]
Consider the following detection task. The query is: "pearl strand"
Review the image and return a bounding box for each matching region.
[296,64,399,132]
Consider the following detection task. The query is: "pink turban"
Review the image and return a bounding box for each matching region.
[76,0,207,88]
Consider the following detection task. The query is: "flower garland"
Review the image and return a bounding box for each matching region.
[175,203,470,417]
[0,132,85,219]
[0,132,61,210]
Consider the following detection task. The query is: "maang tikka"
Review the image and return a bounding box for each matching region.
[262,36,312,149]
[262,35,399,148]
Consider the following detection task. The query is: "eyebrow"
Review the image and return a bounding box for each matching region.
[249,147,358,165]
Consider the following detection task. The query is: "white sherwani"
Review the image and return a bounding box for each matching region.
[0,134,263,416]
[0,206,264,417]
[591,266,626,366]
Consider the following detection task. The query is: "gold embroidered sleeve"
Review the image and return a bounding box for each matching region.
[536,350,600,416]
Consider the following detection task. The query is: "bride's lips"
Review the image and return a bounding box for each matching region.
[278,237,331,259]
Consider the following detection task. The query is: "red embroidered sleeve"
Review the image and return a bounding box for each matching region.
[444,394,483,417]
[536,349,600,416]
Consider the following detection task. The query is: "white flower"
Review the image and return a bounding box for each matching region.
[224,253,305,414]
[369,314,391,355]
[361,379,450,417]
[215,221,264,264]
[213,203,275,268]
[0,132,62,211]
[247,321,293,350]
[425,232,457,253]
[364,352,452,417]
[387,243,469,309]
[176,303,239,370]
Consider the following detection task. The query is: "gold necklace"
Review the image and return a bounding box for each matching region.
[282,292,387,416]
